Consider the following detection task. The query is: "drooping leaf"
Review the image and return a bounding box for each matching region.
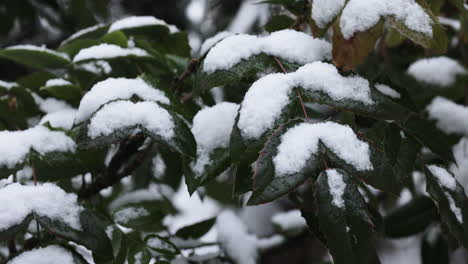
[315,169,380,264]
[174,217,216,240]
[0,47,70,69]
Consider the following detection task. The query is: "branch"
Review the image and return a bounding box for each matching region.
[172,58,200,94]
[78,133,147,199]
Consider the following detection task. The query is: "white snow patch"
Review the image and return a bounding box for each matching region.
[438,17,461,31]
[273,122,372,176]
[451,138,468,196]
[0,183,82,230]
[78,60,112,75]
[427,165,457,191]
[8,245,74,264]
[5,44,70,60]
[39,108,77,130]
[238,62,373,139]
[114,207,150,224]
[427,96,468,136]
[271,209,307,232]
[31,92,73,113]
[0,126,76,168]
[203,30,331,73]
[407,57,466,86]
[45,78,71,86]
[87,100,175,140]
[200,31,234,55]
[375,83,401,99]
[340,0,433,39]
[312,0,346,28]
[191,102,239,176]
[75,77,169,123]
[109,16,179,33]
[73,44,151,63]
[327,169,346,208]
[0,80,18,90]
[217,211,258,264]
[447,194,463,223]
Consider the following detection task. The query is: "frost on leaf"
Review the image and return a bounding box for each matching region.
[75,77,169,124]
[73,44,152,63]
[407,56,466,87]
[340,0,433,39]
[427,96,468,136]
[0,183,82,231]
[203,29,331,73]
[8,245,75,264]
[0,126,76,169]
[273,122,373,176]
[326,169,347,208]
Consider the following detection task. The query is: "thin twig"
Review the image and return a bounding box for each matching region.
[272,56,309,119]
[172,58,200,93]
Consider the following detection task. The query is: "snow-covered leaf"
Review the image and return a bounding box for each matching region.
[7,245,87,264]
[315,169,380,264]
[144,234,180,259]
[40,79,82,105]
[0,45,70,69]
[424,165,468,248]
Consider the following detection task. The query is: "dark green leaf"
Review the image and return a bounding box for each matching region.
[175,217,216,239]
[265,15,295,32]
[0,47,70,69]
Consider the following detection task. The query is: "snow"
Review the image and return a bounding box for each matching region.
[73,44,151,63]
[5,44,70,60]
[0,126,76,168]
[200,31,234,55]
[45,78,71,86]
[114,207,150,224]
[39,109,77,130]
[31,92,73,113]
[407,57,466,86]
[375,83,401,99]
[87,100,175,140]
[447,194,463,223]
[312,0,346,28]
[327,169,346,208]
[451,138,468,196]
[438,17,461,31]
[109,16,179,33]
[427,97,468,136]
[427,165,457,191]
[78,60,112,75]
[191,102,239,176]
[109,184,173,210]
[217,211,258,264]
[271,209,307,232]
[0,80,18,90]
[75,77,169,123]
[227,0,269,33]
[61,23,106,45]
[238,62,374,139]
[152,154,166,179]
[0,183,82,231]
[340,0,433,39]
[273,122,373,176]
[203,30,331,73]
[8,245,75,264]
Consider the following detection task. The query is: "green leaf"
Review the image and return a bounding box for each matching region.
[58,39,101,58]
[40,83,82,106]
[36,209,114,263]
[384,196,437,238]
[315,169,380,264]
[0,47,70,69]
[60,24,110,46]
[174,217,216,239]
[112,202,174,232]
[0,214,34,241]
[265,15,295,32]
[424,166,468,249]
[100,31,128,48]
